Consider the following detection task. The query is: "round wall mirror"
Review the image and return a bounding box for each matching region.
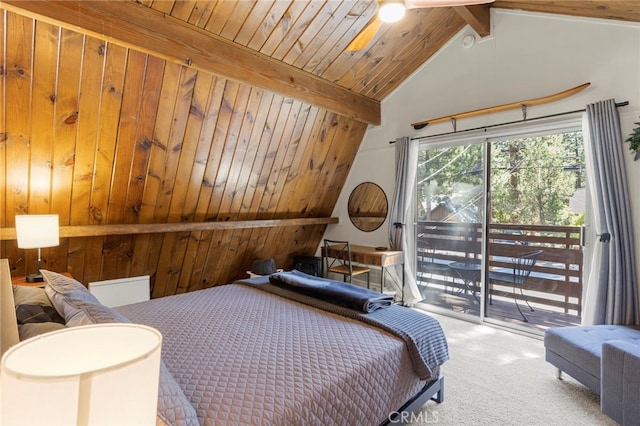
[348,182,388,232]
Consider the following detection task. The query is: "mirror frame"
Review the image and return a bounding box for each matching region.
[347,182,388,232]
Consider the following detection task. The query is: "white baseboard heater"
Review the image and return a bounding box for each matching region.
[88,275,150,308]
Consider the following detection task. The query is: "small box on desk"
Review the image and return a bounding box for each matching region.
[293,256,323,277]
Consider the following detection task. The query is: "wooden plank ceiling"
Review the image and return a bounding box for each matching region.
[130,0,640,104]
[1,1,638,298]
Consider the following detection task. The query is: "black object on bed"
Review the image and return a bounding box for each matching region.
[250,258,277,275]
[269,269,394,312]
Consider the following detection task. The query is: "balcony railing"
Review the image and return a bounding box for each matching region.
[416,221,583,318]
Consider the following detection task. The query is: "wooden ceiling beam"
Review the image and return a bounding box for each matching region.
[0,0,381,125]
[493,1,640,24]
[453,4,491,37]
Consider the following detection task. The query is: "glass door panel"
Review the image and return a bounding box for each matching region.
[416,144,485,319]
[486,133,584,329]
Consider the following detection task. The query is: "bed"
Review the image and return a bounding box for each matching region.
[1,261,449,425]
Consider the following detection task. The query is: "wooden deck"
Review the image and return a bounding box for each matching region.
[417,283,581,333]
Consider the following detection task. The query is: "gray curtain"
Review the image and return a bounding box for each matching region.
[388,137,421,305]
[583,99,639,325]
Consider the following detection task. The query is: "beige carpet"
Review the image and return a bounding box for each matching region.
[410,313,617,426]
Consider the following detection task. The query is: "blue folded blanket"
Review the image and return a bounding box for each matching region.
[269,269,394,312]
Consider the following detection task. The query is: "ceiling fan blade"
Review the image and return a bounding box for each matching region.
[346,15,382,51]
[405,0,494,8]
[345,0,493,51]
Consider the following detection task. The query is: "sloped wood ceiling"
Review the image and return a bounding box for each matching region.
[1,1,639,298]
[0,8,367,295]
[138,0,468,101]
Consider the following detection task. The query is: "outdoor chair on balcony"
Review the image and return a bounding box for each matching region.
[488,249,543,322]
[323,239,371,289]
[417,240,452,294]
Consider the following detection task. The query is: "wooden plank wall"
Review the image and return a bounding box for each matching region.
[0,11,367,297]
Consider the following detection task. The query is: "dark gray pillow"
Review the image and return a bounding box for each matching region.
[15,304,65,325]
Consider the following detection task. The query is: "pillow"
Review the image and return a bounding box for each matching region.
[15,304,65,325]
[41,269,101,320]
[13,284,65,324]
[18,322,66,341]
[63,298,132,327]
[12,285,52,307]
[41,269,99,301]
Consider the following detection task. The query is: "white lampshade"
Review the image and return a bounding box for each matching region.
[0,323,162,425]
[15,214,60,249]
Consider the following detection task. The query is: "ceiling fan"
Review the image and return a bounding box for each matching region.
[346,0,494,51]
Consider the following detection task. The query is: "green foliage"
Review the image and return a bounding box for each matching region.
[572,212,585,226]
[491,134,582,225]
[417,132,585,227]
[625,121,640,161]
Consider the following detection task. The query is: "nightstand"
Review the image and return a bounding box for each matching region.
[11,272,72,287]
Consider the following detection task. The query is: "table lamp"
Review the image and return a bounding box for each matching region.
[0,323,162,425]
[15,214,60,282]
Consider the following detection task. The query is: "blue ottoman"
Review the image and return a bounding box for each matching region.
[544,325,640,395]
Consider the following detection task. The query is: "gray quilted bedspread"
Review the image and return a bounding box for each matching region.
[117,283,446,425]
[240,277,449,380]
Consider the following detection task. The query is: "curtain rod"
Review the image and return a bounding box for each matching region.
[388,100,629,143]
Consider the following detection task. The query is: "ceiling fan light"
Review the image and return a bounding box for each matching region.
[379,1,406,23]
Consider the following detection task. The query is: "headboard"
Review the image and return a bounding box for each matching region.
[1,258,20,356]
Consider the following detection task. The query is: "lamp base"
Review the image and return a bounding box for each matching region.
[25,274,44,283]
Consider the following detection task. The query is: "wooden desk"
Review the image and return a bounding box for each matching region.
[324,244,405,303]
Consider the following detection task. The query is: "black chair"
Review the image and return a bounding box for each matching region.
[250,258,277,275]
[417,240,451,294]
[488,249,543,322]
[323,239,370,288]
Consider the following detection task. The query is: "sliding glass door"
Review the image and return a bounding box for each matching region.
[415,121,585,331]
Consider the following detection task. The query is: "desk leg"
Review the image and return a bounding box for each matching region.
[381,266,386,293]
[401,263,405,306]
